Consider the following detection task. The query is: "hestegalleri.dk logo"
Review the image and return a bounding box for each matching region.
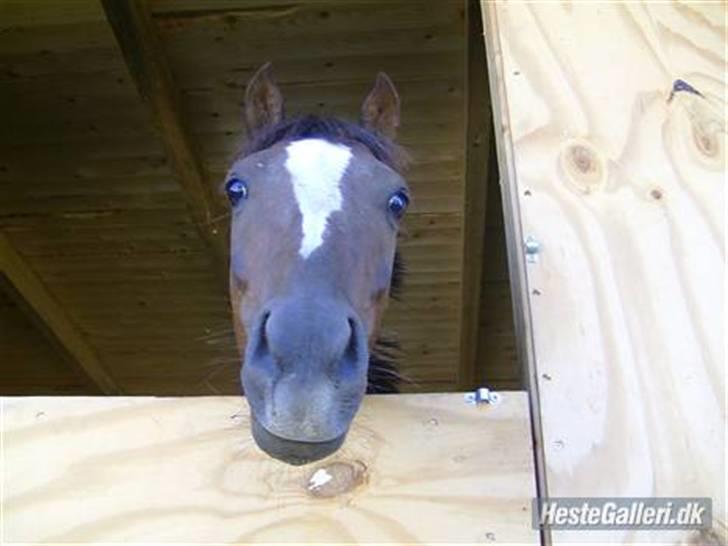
[532,497,712,530]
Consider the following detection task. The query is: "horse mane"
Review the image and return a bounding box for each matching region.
[244,115,409,394]
[243,115,410,174]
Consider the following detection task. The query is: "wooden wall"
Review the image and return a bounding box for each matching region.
[0,0,231,394]
[0,289,93,394]
[0,0,519,394]
[484,2,726,543]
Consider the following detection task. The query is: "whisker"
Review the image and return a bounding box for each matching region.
[195,328,236,342]
[203,211,232,225]
[199,357,241,371]
[203,339,237,346]
[370,365,406,378]
[203,379,222,395]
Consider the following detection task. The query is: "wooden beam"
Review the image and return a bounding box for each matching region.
[483,2,725,544]
[3,393,537,543]
[458,0,493,390]
[480,4,549,541]
[0,234,120,395]
[100,0,228,286]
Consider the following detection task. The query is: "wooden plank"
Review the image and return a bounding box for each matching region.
[2,393,537,543]
[458,0,492,390]
[100,0,228,286]
[0,0,107,26]
[0,234,119,394]
[483,2,726,544]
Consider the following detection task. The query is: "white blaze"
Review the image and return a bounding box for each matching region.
[284,139,352,259]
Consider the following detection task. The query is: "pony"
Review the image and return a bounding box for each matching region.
[224,64,409,465]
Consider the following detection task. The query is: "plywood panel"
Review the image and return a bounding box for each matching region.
[484,2,725,543]
[3,393,536,543]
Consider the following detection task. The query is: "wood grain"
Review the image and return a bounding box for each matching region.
[483,2,726,543]
[2,393,537,543]
[101,0,229,288]
[0,0,230,395]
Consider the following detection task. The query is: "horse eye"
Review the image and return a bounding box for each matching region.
[388,191,409,219]
[225,177,248,206]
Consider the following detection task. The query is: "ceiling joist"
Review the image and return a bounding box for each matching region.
[100,0,228,287]
[0,234,120,395]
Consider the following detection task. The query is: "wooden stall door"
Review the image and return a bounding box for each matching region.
[2,393,537,543]
[483,2,726,544]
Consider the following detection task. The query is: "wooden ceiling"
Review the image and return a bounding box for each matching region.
[0,0,517,395]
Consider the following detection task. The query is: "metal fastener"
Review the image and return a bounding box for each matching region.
[524,236,541,263]
[464,387,501,405]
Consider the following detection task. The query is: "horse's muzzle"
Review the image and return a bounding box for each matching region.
[251,415,346,465]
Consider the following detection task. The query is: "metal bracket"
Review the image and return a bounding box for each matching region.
[464,387,501,405]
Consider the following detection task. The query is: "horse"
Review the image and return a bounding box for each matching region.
[225,63,409,465]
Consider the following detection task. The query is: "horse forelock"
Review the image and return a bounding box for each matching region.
[242,115,409,174]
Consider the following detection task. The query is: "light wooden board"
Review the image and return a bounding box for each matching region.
[2,393,536,543]
[483,2,726,544]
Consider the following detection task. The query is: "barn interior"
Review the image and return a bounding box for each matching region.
[0,0,520,396]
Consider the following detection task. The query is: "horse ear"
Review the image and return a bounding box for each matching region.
[361,72,400,139]
[244,62,284,134]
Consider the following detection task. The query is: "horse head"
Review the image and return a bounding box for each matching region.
[226,64,409,464]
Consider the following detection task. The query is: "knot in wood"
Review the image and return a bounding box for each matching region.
[560,140,606,194]
[306,460,367,498]
[571,145,595,174]
[670,96,724,169]
[693,120,719,159]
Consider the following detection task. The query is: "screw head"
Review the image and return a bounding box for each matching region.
[524,236,540,254]
[524,236,541,263]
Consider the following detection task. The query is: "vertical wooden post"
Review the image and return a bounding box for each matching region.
[458,0,493,390]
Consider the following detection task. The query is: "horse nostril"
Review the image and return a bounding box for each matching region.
[261,311,271,338]
[255,310,271,359]
[345,317,358,360]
